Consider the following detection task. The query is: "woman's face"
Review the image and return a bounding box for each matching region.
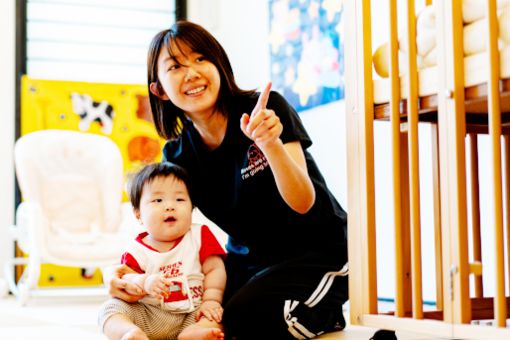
[153,40,221,118]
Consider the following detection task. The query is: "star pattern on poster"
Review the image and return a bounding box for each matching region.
[322,0,343,22]
[269,0,345,112]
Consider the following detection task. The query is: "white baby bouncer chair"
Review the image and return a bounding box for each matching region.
[5,129,140,305]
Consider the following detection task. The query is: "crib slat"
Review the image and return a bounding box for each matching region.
[360,0,378,317]
[436,0,471,324]
[431,124,444,311]
[485,0,506,328]
[505,136,510,296]
[400,130,413,317]
[388,0,407,318]
[405,0,424,320]
[467,133,483,298]
[344,0,378,323]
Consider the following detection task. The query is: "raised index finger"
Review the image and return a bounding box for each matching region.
[251,82,272,115]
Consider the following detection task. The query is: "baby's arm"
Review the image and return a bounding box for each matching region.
[122,273,170,300]
[197,255,227,323]
[120,273,147,295]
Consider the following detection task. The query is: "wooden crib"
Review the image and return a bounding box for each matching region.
[344,0,510,338]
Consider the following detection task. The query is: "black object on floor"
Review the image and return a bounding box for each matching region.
[369,329,397,340]
[333,310,346,331]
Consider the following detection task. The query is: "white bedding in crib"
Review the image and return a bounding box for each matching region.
[373,45,510,105]
[414,6,510,66]
[463,0,510,24]
[372,1,510,105]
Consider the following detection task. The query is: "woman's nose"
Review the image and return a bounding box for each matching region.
[184,66,200,81]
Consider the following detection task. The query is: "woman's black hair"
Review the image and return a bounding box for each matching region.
[147,20,255,140]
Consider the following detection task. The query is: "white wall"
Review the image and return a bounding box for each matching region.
[300,101,348,208]
[0,0,16,287]
[187,0,271,90]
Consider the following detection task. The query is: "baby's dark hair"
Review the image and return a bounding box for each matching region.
[128,162,193,210]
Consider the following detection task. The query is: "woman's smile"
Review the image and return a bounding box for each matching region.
[184,85,207,95]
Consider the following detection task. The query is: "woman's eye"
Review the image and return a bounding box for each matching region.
[168,64,180,71]
[196,56,205,62]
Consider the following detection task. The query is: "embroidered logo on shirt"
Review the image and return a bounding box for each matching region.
[240,144,269,180]
[160,261,182,277]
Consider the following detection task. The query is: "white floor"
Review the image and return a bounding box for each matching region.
[0,293,446,340]
[0,294,108,340]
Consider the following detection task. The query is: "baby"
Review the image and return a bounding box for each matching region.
[99,162,226,340]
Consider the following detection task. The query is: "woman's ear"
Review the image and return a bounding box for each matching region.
[149,82,169,100]
[133,208,142,223]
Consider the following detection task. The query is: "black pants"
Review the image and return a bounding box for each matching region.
[222,251,349,339]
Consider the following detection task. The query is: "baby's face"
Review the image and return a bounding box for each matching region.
[136,175,193,243]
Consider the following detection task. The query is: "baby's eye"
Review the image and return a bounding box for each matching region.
[176,198,186,202]
[153,198,163,203]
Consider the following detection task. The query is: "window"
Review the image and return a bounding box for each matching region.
[25,0,181,83]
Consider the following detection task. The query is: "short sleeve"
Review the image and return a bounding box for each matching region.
[121,252,144,274]
[199,225,226,264]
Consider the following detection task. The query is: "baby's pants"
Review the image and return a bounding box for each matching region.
[98,298,197,340]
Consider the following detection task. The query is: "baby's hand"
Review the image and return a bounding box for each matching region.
[143,274,170,300]
[123,283,143,296]
[196,300,223,323]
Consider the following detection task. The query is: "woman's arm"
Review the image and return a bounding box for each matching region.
[259,139,315,214]
[240,83,315,214]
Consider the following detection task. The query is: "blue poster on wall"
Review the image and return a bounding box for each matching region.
[268,0,344,112]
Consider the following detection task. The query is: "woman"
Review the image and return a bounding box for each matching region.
[110,20,348,339]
